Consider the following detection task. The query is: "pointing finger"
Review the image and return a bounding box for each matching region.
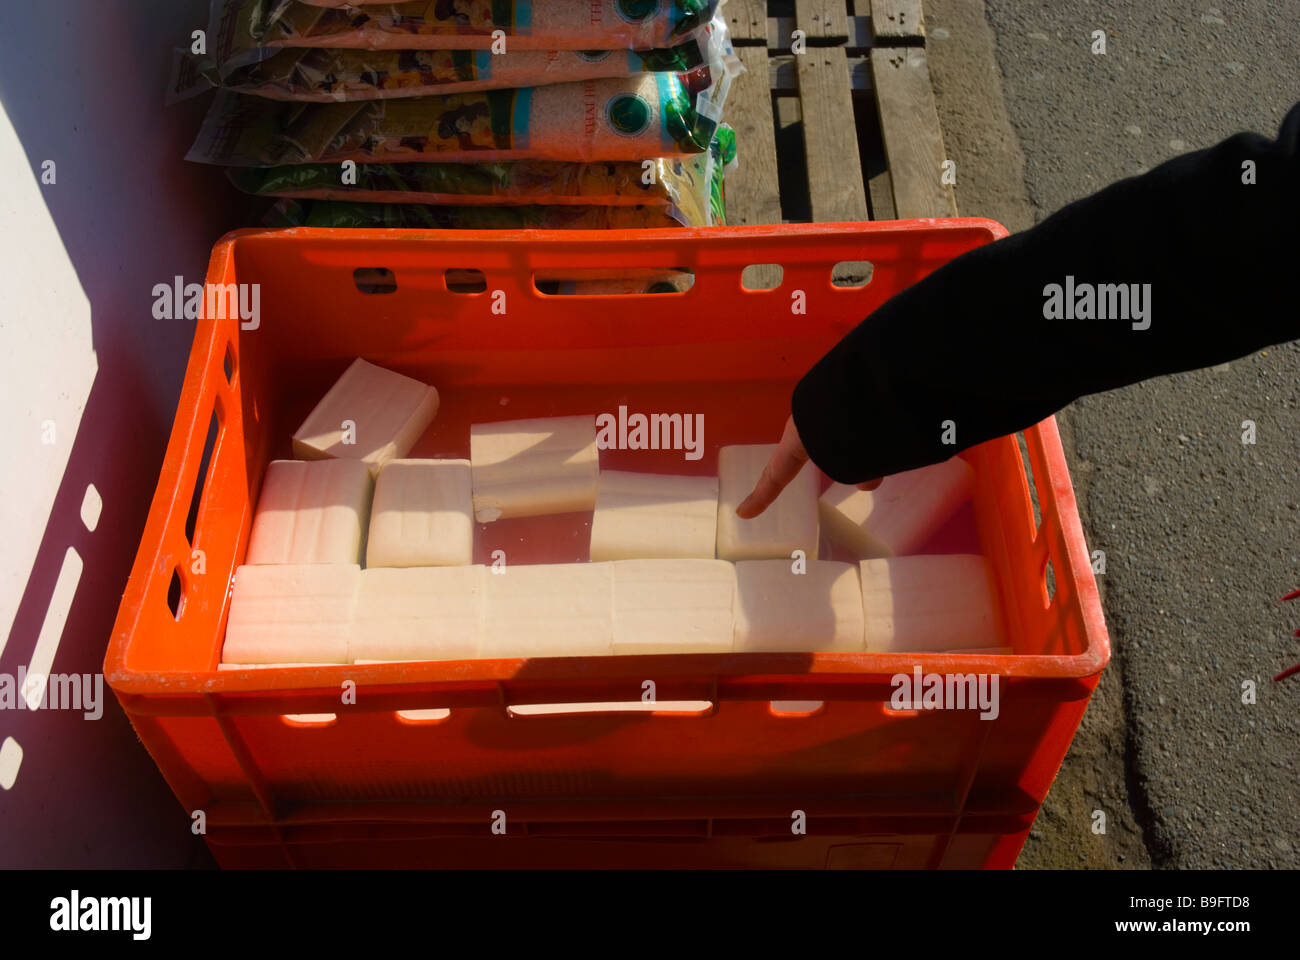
[735,416,808,519]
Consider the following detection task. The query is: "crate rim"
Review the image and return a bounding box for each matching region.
[207,216,1012,251]
[106,644,1108,700]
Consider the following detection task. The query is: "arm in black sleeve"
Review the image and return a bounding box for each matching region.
[792,100,1300,484]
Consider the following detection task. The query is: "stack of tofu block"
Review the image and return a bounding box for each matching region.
[221,357,1005,668]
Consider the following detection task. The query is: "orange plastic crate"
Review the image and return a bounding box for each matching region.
[105,221,1109,869]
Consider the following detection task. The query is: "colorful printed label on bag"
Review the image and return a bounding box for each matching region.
[418,0,525,32]
[613,0,664,24]
[605,93,653,137]
[428,89,523,151]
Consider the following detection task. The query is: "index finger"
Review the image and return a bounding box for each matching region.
[735,416,808,519]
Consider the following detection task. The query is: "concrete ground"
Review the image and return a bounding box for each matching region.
[923,0,1300,868]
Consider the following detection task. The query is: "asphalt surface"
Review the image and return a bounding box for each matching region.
[926,1,1300,867]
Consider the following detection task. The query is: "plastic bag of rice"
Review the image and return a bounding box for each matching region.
[213,0,721,70]
[661,122,734,226]
[260,198,684,228]
[187,73,720,165]
[228,159,677,206]
[226,123,735,223]
[172,35,712,102]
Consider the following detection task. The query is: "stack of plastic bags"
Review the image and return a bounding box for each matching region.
[176,0,741,231]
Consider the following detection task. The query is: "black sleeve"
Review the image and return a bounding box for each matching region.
[791,100,1300,484]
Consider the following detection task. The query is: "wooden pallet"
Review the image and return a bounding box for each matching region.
[723,0,957,228]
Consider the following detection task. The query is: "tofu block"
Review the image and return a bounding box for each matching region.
[221,564,359,664]
[292,358,439,473]
[589,471,719,562]
[613,559,736,654]
[820,457,973,558]
[470,415,599,522]
[245,459,374,565]
[217,663,326,670]
[351,566,484,662]
[366,459,473,567]
[860,555,1000,653]
[481,562,613,658]
[734,560,864,652]
[716,444,819,560]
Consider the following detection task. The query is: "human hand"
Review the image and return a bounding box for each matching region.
[735,415,881,519]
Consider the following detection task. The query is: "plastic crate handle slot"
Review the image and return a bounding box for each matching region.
[396,708,451,724]
[769,700,824,716]
[740,263,783,291]
[1019,421,1093,656]
[506,700,714,719]
[531,266,694,296]
[151,374,231,648]
[353,267,397,294]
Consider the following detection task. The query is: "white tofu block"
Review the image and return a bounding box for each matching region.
[860,555,1001,653]
[221,564,359,664]
[470,415,599,522]
[217,663,327,670]
[589,471,719,562]
[292,358,439,473]
[481,562,614,658]
[716,444,819,561]
[612,559,736,654]
[351,566,484,662]
[366,459,474,567]
[820,457,973,558]
[734,560,864,652]
[245,459,374,565]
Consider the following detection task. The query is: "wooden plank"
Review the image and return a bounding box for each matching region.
[726,45,782,227]
[856,95,898,220]
[774,95,810,223]
[848,57,874,92]
[869,0,926,41]
[769,16,873,50]
[770,56,800,95]
[771,54,873,93]
[775,96,802,129]
[795,0,850,42]
[724,0,767,43]
[796,47,869,221]
[867,168,898,220]
[870,47,958,218]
